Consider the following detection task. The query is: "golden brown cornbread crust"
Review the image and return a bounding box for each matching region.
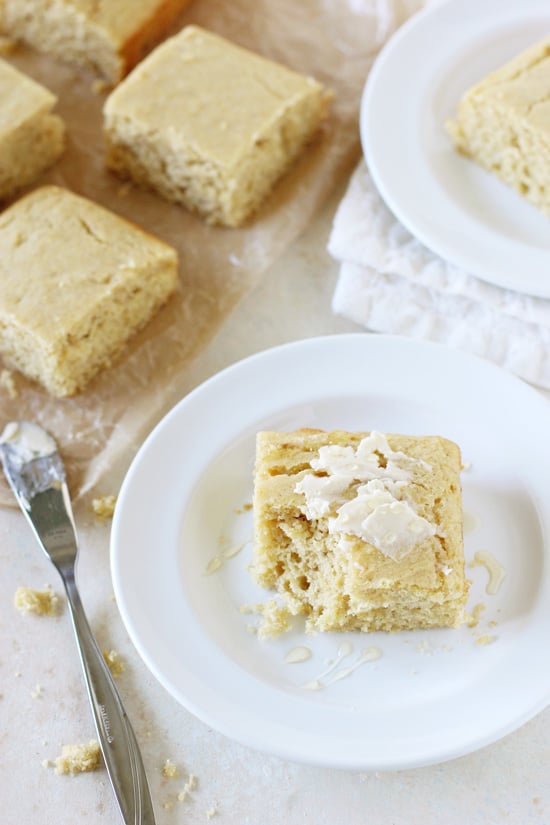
[0,0,194,83]
[252,429,468,634]
[117,0,193,79]
[0,185,178,396]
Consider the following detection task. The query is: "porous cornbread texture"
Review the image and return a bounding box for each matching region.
[446,37,550,215]
[0,59,64,200]
[103,25,331,227]
[0,0,194,84]
[0,186,178,397]
[252,429,468,634]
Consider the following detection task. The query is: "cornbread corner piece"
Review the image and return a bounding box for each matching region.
[0,59,65,201]
[445,36,550,215]
[252,429,469,634]
[0,185,178,397]
[103,25,332,227]
[0,0,194,84]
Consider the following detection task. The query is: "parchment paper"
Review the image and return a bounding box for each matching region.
[0,0,404,506]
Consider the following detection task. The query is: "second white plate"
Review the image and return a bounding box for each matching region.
[361,0,550,298]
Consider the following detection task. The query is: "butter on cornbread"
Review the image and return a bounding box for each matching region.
[0,186,178,397]
[252,429,468,634]
[0,0,194,84]
[0,59,64,200]
[103,25,331,227]
[446,36,550,215]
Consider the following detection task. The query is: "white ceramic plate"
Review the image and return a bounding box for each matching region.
[361,0,550,298]
[111,334,550,770]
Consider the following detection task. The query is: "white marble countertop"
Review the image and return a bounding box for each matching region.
[1,186,549,825]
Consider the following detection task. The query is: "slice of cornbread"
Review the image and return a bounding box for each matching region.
[252,429,468,634]
[0,59,64,200]
[0,185,178,397]
[0,0,194,84]
[446,37,550,215]
[103,25,331,227]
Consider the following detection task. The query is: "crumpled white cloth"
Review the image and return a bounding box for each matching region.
[328,160,550,389]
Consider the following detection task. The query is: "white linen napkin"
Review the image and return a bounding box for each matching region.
[328,160,550,389]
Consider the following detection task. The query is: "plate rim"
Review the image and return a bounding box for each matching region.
[110,333,550,770]
[360,0,550,298]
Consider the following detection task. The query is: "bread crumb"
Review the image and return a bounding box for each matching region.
[206,803,219,819]
[465,603,486,628]
[476,634,496,646]
[31,684,44,699]
[177,774,198,801]
[92,494,117,520]
[162,759,180,779]
[163,800,175,810]
[0,369,18,398]
[52,741,101,775]
[103,649,125,678]
[234,502,253,514]
[242,599,292,638]
[14,586,61,616]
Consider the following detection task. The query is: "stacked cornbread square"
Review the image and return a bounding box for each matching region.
[0,186,178,396]
[446,36,550,215]
[0,0,194,84]
[252,429,468,634]
[103,25,331,227]
[0,59,64,200]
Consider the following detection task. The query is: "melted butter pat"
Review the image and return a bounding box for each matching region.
[295,432,435,561]
[471,551,507,595]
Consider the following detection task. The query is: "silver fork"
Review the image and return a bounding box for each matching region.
[0,421,156,825]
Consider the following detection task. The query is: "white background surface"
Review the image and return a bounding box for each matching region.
[1,186,549,824]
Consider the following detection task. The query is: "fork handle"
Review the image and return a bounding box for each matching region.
[63,570,156,825]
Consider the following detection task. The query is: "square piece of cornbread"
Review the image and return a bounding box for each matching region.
[103,25,331,227]
[0,186,178,397]
[446,36,550,215]
[252,429,468,634]
[0,0,194,84]
[0,59,64,200]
